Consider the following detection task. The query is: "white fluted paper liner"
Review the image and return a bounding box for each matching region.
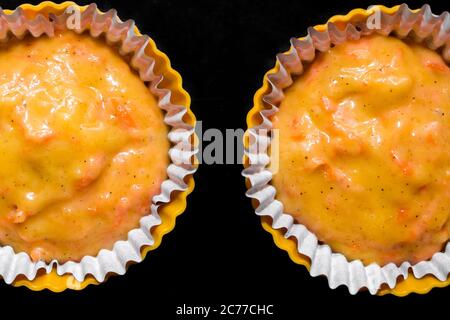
[0,4,197,284]
[243,4,450,295]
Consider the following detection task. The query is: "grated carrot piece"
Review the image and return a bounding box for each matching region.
[425,60,449,73]
[390,150,413,176]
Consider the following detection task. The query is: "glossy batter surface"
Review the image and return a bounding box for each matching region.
[0,32,169,262]
[272,35,450,265]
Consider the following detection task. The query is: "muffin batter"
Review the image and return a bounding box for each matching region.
[0,32,169,262]
[272,35,450,265]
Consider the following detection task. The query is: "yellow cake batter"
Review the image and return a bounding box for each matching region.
[272,35,450,266]
[0,32,169,262]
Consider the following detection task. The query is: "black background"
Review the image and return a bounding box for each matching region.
[0,0,448,318]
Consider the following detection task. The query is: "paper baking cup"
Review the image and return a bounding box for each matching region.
[243,3,450,295]
[0,2,197,291]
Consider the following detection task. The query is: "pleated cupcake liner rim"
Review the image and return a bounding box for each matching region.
[0,3,197,284]
[243,3,450,295]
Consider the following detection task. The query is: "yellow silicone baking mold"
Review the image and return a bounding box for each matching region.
[0,1,196,292]
[245,4,450,296]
